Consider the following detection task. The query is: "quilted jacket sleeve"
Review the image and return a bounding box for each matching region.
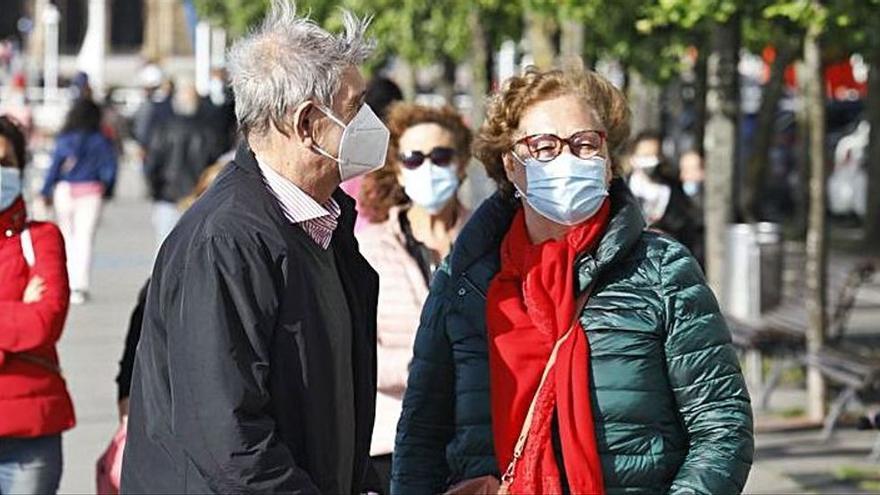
[661,241,754,494]
[392,265,456,495]
[0,224,70,353]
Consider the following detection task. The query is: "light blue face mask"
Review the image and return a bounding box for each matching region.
[682,180,701,198]
[401,162,460,214]
[0,167,22,211]
[514,152,608,226]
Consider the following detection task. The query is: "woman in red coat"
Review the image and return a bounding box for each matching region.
[0,115,75,495]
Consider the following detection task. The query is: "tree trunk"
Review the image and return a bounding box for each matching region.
[792,60,810,240]
[436,56,457,105]
[628,69,662,135]
[693,47,708,156]
[559,18,585,67]
[524,8,556,70]
[864,45,880,247]
[743,41,798,221]
[702,17,740,301]
[804,20,827,423]
[462,5,495,207]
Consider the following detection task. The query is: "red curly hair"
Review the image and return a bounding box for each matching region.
[473,67,631,197]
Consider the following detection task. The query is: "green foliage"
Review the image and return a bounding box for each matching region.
[193,0,880,83]
[193,0,270,37]
[194,0,521,72]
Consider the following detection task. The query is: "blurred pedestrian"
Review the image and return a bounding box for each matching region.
[131,64,173,150]
[201,68,238,153]
[357,103,471,494]
[365,76,404,121]
[0,115,75,495]
[121,2,387,493]
[394,67,753,494]
[627,130,702,262]
[678,148,705,211]
[0,73,32,135]
[41,98,118,305]
[144,78,222,248]
[70,71,92,101]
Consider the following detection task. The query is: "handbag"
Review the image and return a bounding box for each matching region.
[446,286,593,495]
[96,417,127,495]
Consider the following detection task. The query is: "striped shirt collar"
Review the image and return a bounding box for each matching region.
[256,157,341,249]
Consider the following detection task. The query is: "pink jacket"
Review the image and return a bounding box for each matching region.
[357,209,429,456]
[357,206,468,455]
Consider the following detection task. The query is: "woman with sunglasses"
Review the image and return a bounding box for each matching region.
[393,68,753,495]
[357,103,472,494]
[0,116,75,495]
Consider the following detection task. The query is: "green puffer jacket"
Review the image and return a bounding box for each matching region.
[392,179,753,495]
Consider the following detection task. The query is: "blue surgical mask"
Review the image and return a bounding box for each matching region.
[0,167,22,211]
[514,152,608,226]
[682,180,701,198]
[401,162,460,214]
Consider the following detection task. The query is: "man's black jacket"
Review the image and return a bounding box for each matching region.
[122,144,379,494]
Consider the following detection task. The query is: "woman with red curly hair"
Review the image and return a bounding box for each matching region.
[394,67,753,495]
[0,115,74,495]
[358,102,472,494]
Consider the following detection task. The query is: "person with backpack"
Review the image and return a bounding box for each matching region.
[0,115,75,495]
[41,98,118,305]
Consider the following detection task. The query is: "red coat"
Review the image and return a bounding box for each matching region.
[0,199,75,437]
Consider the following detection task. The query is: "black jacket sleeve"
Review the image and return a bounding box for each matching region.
[168,235,319,494]
[116,280,150,401]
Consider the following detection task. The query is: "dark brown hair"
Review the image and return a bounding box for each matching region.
[0,116,27,169]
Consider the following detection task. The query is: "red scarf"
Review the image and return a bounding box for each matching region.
[487,200,609,494]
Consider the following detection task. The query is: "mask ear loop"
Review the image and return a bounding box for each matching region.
[310,103,347,164]
[509,150,528,200]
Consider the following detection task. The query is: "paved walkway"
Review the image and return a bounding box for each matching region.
[51,162,880,493]
[56,164,154,494]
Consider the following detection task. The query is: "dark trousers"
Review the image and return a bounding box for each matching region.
[364,454,392,494]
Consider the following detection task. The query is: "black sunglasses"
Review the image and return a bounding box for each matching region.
[399,147,456,169]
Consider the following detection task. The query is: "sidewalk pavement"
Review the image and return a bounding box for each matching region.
[56,164,154,495]
[746,388,880,494]
[744,273,880,495]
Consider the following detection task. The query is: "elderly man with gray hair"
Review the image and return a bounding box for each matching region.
[121,2,388,493]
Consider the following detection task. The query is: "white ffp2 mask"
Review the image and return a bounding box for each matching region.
[314,104,390,182]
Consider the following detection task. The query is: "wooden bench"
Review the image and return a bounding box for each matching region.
[724,244,875,393]
[800,347,880,442]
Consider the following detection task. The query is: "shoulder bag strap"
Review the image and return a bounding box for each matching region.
[10,352,63,375]
[499,284,594,492]
[20,227,35,268]
[13,228,63,376]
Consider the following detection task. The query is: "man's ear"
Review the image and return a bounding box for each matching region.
[292,101,316,147]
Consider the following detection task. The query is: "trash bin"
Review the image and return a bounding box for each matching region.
[723,223,783,322]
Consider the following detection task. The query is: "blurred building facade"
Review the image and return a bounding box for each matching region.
[2,0,192,60]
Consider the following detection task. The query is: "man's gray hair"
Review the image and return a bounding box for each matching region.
[228,0,375,138]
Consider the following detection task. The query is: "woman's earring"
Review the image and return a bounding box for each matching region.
[514,190,522,199]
